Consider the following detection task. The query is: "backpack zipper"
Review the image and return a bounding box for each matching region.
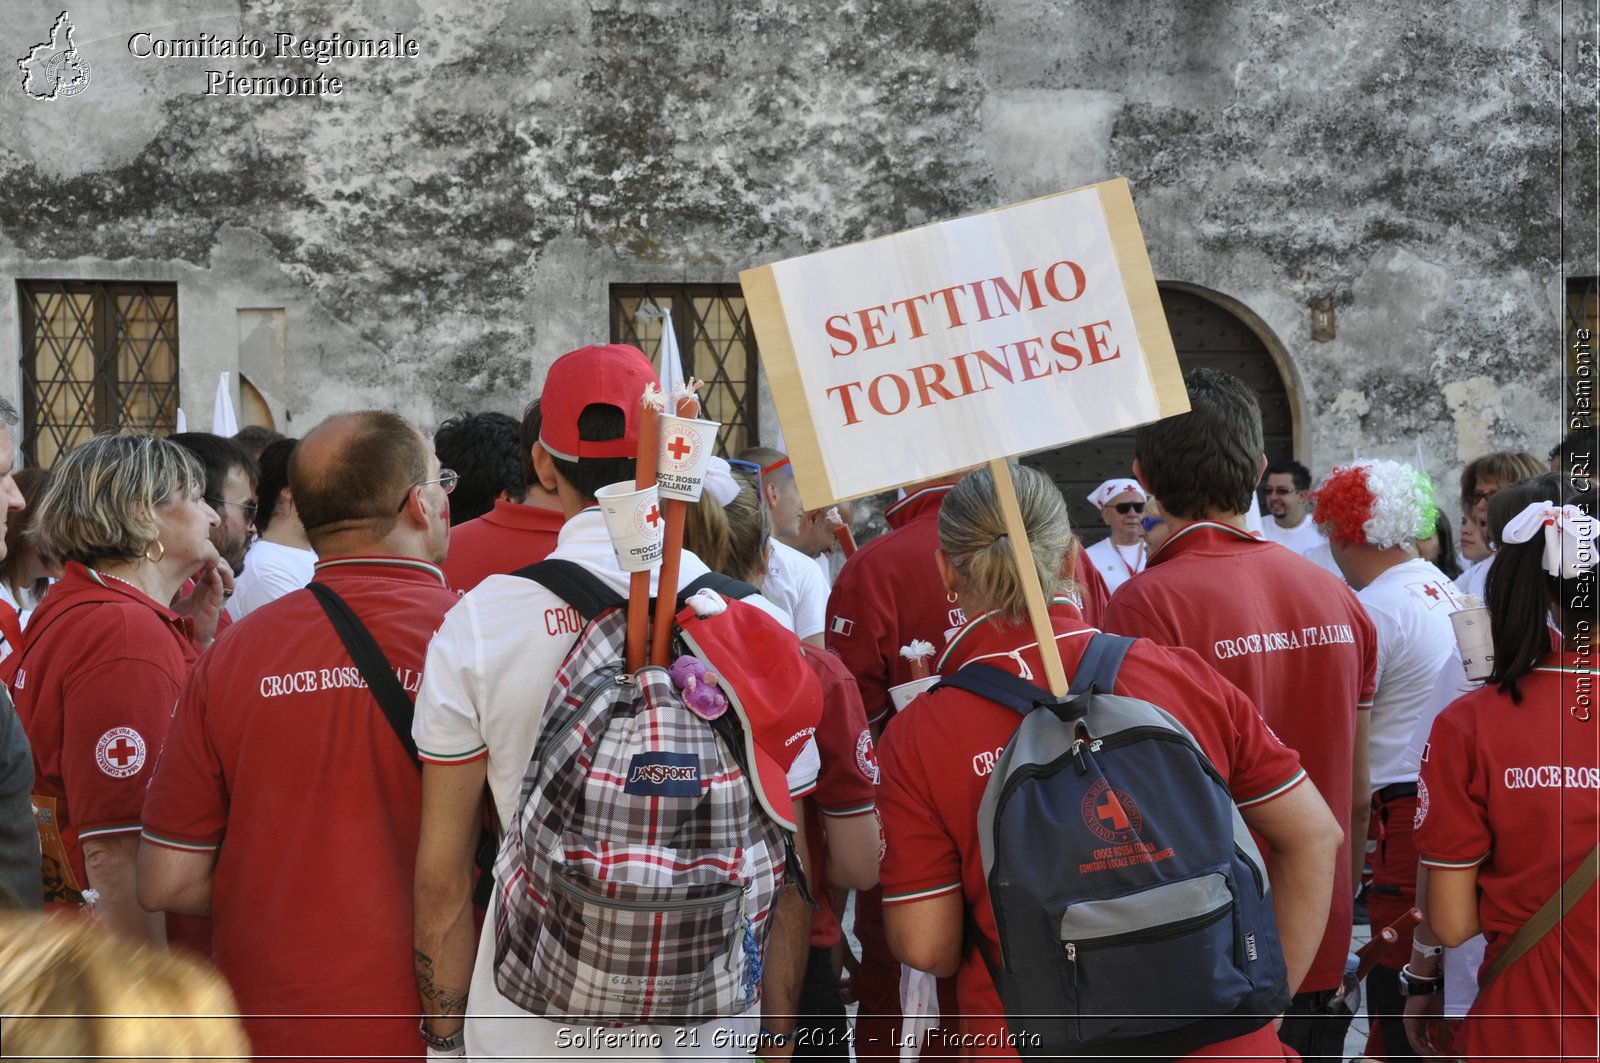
[1063,900,1229,956]
[552,870,744,913]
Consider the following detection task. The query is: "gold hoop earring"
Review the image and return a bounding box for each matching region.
[946,589,958,604]
[144,540,166,565]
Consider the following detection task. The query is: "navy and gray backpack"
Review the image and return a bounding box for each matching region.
[943,633,1290,1060]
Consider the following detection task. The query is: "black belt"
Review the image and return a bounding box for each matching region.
[1375,782,1418,802]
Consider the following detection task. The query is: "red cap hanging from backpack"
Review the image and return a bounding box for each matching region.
[675,595,823,832]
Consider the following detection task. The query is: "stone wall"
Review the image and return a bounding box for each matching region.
[1,0,1591,499]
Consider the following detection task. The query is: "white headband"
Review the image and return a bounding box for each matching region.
[1500,501,1599,579]
[702,456,741,507]
[1087,479,1145,509]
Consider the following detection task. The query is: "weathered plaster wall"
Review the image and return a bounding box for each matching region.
[1,0,1590,494]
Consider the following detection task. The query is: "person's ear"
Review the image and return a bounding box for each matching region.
[1255,454,1268,487]
[531,443,560,492]
[934,548,959,595]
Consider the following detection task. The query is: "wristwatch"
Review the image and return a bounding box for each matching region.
[1397,963,1442,996]
[418,1019,466,1052]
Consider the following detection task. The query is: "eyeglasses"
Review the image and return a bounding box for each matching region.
[1264,486,1302,496]
[1469,487,1501,506]
[1140,515,1166,533]
[398,469,459,512]
[1113,501,1145,515]
[207,496,258,521]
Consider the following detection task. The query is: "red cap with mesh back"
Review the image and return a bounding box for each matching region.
[538,344,660,462]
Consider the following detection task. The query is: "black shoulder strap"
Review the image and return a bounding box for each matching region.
[307,582,420,769]
[938,663,1058,715]
[1072,632,1135,693]
[681,570,762,603]
[510,558,625,620]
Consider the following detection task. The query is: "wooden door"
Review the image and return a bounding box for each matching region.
[1022,286,1294,535]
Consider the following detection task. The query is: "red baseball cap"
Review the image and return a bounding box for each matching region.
[675,597,823,831]
[538,344,660,462]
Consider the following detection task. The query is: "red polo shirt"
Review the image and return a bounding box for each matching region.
[1070,536,1110,628]
[799,644,878,949]
[14,561,199,901]
[1102,520,1378,994]
[828,485,960,726]
[826,484,960,1056]
[440,498,564,593]
[878,600,1304,1060]
[142,557,459,1061]
[1415,656,1599,1061]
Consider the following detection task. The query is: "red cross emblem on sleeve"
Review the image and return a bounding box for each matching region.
[95,727,147,778]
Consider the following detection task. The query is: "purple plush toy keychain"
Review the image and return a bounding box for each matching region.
[669,655,728,720]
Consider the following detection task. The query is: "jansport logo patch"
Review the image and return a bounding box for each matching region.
[623,751,702,797]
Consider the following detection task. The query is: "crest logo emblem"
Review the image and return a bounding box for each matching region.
[19,12,92,101]
[95,727,146,779]
[1080,778,1142,843]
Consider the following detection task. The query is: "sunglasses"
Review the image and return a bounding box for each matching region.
[1262,486,1298,496]
[1113,501,1145,515]
[1140,515,1166,533]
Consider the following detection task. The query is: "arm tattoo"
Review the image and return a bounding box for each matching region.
[414,947,469,1016]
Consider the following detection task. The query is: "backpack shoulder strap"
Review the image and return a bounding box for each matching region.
[939,663,1059,715]
[511,558,625,621]
[681,570,762,603]
[938,632,1135,714]
[1071,632,1135,693]
[306,582,420,769]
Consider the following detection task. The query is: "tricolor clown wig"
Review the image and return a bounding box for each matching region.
[1310,460,1438,549]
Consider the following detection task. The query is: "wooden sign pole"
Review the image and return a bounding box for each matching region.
[988,458,1070,698]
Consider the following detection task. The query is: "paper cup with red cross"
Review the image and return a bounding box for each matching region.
[595,481,666,572]
[1450,606,1495,683]
[656,416,721,502]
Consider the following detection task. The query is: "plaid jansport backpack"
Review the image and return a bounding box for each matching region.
[944,633,1290,1060]
[490,560,807,1025]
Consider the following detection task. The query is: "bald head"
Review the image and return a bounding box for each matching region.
[291,411,430,549]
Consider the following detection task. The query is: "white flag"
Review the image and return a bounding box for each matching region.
[212,372,239,436]
[175,408,188,433]
[656,309,686,399]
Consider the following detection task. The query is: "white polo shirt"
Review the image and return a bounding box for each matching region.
[1358,557,1465,788]
[413,508,818,1061]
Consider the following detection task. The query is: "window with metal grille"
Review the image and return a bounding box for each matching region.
[609,284,759,455]
[1567,276,1596,430]
[18,281,179,468]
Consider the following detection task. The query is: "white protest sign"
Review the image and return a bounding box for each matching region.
[740,178,1186,508]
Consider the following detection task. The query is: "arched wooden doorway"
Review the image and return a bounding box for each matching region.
[1022,283,1299,535]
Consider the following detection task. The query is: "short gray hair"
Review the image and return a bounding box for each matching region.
[35,433,205,567]
[0,399,19,429]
